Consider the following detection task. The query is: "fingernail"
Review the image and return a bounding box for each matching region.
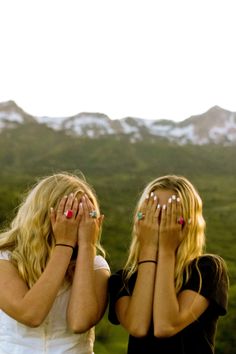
[172,195,176,200]
[79,202,83,208]
[188,218,192,224]
[50,207,54,212]
[177,197,180,202]
[157,204,161,209]
[154,195,157,201]
[168,197,172,203]
[146,194,149,199]
[163,204,167,210]
[150,192,154,198]
[70,193,74,197]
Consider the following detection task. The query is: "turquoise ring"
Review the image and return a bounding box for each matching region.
[137,211,144,220]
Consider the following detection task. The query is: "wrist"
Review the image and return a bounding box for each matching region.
[139,245,158,260]
[56,238,76,247]
[54,244,74,257]
[78,242,96,253]
[138,259,157,265]
[158,248,176,259]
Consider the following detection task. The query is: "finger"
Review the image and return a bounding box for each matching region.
[85,195,95,211]
[145,192,156,221]
[82,195,89,218]
[160,204,167,229]
[72,197,79,218]
[154,202,161,220]
[166,197,172,225]
[151,194,160,223]
[139,193,150,212]
[176,197,182,221]
[64,193,74,211]
[57,195,68,217]
[98,214,104,228]
[171,195,177,223]
[77,201,84,219]
[150,193,158,212]
[171,195,177,224]
[149,191,155,206]
[50,207,56,225]
[176,197,184,228]
[136,193,150,222]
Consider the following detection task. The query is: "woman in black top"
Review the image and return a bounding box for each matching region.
[109,175,228,354]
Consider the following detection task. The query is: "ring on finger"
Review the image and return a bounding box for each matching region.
[177,216,185,225]
[137,211,145,220]
[89,210,97,218]
[64,209,73,219]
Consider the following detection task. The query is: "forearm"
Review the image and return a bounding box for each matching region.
[121,246,157,337]
[16,246,72,326]
[153,250,180,336]
[67,243,100,332]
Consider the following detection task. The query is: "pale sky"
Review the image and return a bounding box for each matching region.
[0,0,236,121]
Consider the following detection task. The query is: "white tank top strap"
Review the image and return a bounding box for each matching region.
[94,255,110,272]
[0,251,11,261]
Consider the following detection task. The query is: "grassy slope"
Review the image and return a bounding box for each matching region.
[0,125,235,353]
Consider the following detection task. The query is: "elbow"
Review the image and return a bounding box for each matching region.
[21,315,44,328]
[129,329,148,338]
[68,316,98,334]
[154,323,176,338]
[69,321,94,334]
[27,320,43,328]
[126,323,149,338]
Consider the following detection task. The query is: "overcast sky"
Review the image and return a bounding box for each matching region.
[0,0,235,121]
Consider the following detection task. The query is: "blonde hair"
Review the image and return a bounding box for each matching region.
[0,172,105,288]
[124,175,207,293]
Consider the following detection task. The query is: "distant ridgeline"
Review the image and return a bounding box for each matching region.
[1,100,236,145]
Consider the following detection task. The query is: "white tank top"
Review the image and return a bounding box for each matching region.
[0,251,110,354]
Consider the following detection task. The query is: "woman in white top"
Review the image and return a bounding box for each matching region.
[0,172,110,354]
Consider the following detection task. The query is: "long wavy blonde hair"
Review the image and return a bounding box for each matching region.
[0,172,105,288]
[124,175,208,293]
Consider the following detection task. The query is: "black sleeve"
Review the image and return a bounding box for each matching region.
[108,270,131,325]
[182,256,228,316]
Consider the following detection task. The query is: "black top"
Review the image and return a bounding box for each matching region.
[108,256,228,354]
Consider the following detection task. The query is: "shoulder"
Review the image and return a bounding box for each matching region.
[94,255,110,272]
[197,254,226,267]
[185,254,229,315]
[191,254,228,281]
[109,269,137,296]
[0,250,11,261]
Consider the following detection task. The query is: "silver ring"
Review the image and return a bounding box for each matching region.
[89,210,97,218]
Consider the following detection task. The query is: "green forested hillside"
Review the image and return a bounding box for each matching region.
[0,123,235,353]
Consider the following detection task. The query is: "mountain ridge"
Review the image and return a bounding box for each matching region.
[0,100,236,145]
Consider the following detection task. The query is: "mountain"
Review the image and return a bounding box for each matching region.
[0,101,36,127]
[1,100,236,145]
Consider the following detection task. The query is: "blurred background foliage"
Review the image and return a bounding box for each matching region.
[0,123,235,353]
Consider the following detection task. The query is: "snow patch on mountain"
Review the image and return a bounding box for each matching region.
[37,116,65,130]
[1,101,236,145]
[0,111,23,123]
